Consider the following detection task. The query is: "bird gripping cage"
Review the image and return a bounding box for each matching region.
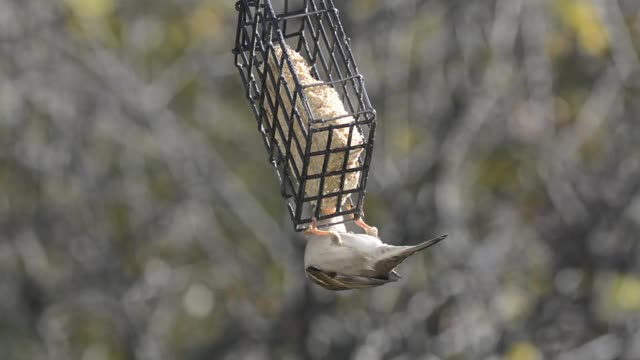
[233,0,376,231]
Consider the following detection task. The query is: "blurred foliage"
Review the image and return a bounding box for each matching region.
[1,0,640,359]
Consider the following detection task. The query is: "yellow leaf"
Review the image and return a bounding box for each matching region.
[188,3,223,41]
[613,275,640,311]
[555,0,609,56]
[65,0,115,19]
[507,341,542,360]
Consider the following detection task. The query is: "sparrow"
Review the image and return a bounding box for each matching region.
[303,216,447,291]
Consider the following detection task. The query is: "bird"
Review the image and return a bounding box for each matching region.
[303,216,447,291]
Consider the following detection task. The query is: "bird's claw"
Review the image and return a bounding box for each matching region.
[346,203,379,237]
[355,218,378,237]
[306,217,342,245]
[306,217,334,237]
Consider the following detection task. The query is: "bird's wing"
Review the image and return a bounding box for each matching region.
[306,266,398,291]
[333,272,398,289]
[372,255,406,275]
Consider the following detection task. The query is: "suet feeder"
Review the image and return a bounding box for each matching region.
[233,0,376,231]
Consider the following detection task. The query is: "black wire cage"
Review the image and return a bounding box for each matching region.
[233,0,376,231]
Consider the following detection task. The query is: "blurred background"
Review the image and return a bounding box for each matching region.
[1,0,640,359]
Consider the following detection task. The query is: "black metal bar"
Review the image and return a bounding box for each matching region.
[308,108,374,124]
[277,8,332,20]
[299,73,361,88]
[336,123,355,209]
[315,124,333,219]
[303,187,361,203]
[302,166,366,181]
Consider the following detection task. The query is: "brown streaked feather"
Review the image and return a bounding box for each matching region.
[306,266,398,291]
[373,255,406,276]
[306,266,349,291]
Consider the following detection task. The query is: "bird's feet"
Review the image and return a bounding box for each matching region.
[355,218,378,238]
[306,217,342,244]
[346,203,379,237]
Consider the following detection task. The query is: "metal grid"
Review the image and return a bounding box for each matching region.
[233,0,376,231]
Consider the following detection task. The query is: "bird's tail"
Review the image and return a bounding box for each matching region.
[373,234,448,275]
[407,234,448,255]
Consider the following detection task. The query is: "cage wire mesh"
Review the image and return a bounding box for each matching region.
[233,0,376,231]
